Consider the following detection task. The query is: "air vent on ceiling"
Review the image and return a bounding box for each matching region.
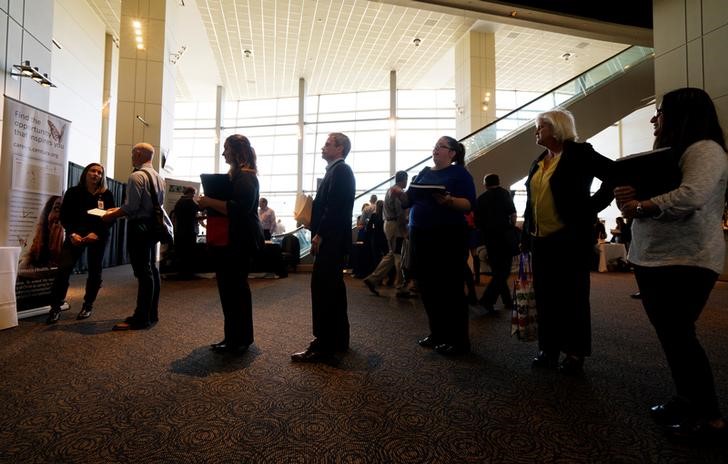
[576,42,589,49]
[424,19,438,27]
[507,32,520,39]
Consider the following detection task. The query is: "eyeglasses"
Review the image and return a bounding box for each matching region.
[434,144,453,151]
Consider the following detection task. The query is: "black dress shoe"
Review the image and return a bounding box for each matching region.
[665,419,728,444]
[363,279,379,296]
[418,336,438,348]
[630,291,642,299]
[558,356,584,375]
[650,398,691,425]
[434,343,470,356]
[291,348,333,363]
[531,351,559,369]
[211,342,249,353]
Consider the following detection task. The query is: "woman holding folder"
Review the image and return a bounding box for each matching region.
[615,88,728,442]
[406,136,476,355]
[46,163,115,323]
[199,134,264,353]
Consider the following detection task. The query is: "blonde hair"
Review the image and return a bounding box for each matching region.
[536,109,578,142]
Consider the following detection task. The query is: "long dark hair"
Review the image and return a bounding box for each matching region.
[441,135,466,165]
[654,87,727,154]
[225,134,257,175]
[77,162,107,194]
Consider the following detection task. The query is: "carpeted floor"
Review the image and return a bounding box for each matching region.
[0,266,727,463]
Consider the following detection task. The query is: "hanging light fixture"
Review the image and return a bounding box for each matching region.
[11,60,56,87]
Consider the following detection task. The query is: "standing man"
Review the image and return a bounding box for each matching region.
[258,197,276,240]
[363,171,408,296]
[172,186,200,279]
[475,173,517,313]
[292,133,355,362]
[103,143,166,330]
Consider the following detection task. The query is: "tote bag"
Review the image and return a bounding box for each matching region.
[511,252,538,341]
[293,192,313,228]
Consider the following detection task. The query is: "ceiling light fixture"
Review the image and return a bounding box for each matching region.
[169,45,187,64]
[243,49,252,58]
[11,60,56,87]
[413,38,421,47]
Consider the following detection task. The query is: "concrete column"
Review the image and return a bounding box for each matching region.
[214,85,223,173]
[389,70,397,177]
[100,34,119,178]
[454,31,496,139]
[297,77,305,192]
[114,0,178,177]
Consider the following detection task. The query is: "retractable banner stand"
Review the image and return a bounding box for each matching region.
[0,96,71,319]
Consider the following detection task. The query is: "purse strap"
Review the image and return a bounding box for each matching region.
[139,169,162,208]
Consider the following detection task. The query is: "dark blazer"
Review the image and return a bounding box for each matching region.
[523,140,613,245]
[311,159,356,254]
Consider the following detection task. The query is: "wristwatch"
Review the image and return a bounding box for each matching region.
[635,202,645,217]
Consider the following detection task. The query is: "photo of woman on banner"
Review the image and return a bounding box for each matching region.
[18,195,64,269]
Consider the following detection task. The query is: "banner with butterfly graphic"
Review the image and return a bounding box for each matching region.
[1,95,70,323]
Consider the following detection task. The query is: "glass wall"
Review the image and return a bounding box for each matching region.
[172,88,457,231]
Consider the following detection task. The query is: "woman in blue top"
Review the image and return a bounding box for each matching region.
[406,136,476,355]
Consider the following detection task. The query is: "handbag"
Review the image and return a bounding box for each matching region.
[511,251,537,341]
[293,192,313,228]
[140,170,174,245]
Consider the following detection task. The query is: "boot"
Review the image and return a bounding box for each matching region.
[77,302,93,320]
[46,307,61,324]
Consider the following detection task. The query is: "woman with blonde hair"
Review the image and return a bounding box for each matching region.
[46,163,115,323]
[199,134,264,353]
[523,109,613,374]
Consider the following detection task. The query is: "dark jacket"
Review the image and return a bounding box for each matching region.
[523,140,614,246]
[311,159,356,254]
[60,185,115,241]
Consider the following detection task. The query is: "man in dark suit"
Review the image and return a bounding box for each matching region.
[475,173,517,313]
[292,133,355,362]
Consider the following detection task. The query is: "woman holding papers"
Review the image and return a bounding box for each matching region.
[523,109,613,374]
[615,88,728,442]
[198,134,264,353]
[406,136,476,355]
[46,163,115,323]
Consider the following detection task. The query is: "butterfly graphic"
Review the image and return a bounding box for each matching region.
[48,120,66,143]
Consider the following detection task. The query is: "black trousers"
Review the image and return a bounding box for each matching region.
[410,225,469,349]
[214,248,253,346]
[634,265,721,421]
[310,237,350,351]
[50,238,106,309]
[532,227,592,357]
[481,241,513,308]
[127,222,160,326]
[175,232,197,276]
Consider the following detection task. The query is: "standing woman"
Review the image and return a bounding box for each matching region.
[615,88,727,440]
[523,109,613,374]
[407,136,476,355]
[46,163,115,323]
[199,134,264,353]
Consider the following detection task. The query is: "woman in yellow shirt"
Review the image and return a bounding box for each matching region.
[522,109,613,374]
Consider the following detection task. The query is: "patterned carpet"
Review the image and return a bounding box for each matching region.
[0,266,727,463]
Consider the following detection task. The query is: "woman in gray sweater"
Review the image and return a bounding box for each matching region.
[615,87,727,443]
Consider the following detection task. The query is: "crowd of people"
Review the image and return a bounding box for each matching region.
[37,87,727,443]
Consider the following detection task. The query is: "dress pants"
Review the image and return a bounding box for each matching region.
[214,247,253,346]
[634,265,721,421]
[50,239,106,309]
[481,240,513,308]
[532,227,592,357]
[127,222,160,326]
[310,236,350,352]
[410,225,469,349]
